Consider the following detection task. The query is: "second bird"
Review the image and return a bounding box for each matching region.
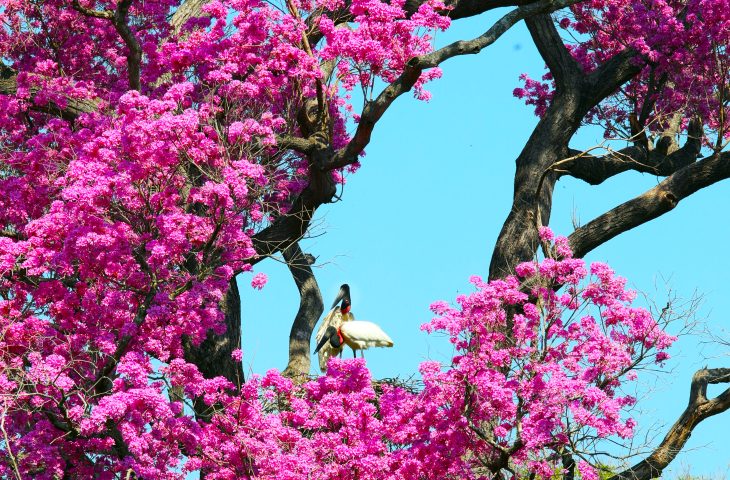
[314,284,394,372]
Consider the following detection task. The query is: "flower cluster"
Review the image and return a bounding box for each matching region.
[0,0,680,477]
[0,0,451,477]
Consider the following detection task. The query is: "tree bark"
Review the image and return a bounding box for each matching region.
[489,15,642,280]
[183,277,244,419]
[281,243,324,378]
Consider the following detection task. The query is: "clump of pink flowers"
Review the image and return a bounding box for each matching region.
[0,201,675,478]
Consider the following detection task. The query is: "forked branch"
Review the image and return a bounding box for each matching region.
[559,118,703,185]
[325,0,584,171]
[72,0,142,90]
[609,368,730,480]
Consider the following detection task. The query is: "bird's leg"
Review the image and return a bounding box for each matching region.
[352,349,357,358]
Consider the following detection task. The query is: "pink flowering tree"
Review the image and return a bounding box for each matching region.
[0,0,729,478]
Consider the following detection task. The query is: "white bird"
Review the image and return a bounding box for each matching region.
[314,320,394,361]
[339,321,394,353]
[314,285,394,366]
[314,284,354,372]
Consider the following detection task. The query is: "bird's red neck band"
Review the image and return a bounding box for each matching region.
[341,305,350,314]
[336,328,344,345]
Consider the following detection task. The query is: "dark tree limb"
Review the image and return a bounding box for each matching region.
[584,48,641,107]
[525,14,585,91]
[568,150,730,259]
[183,277,244,420]
[281,243,324,378]
[558,118,703,185]
[72,0,142,91]
[306,0,544,46]
[113,1,143,91]
[250,146,337,266]
[439,0,538,18]
[490,19,649,279]
[609,368,730,480]
[325,0,583,171]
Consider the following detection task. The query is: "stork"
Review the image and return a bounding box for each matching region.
[314,284,354,372]
[314,285,394,368]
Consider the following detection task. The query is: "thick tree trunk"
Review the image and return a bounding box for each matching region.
[183,277,244,419]
[489,93,583,279]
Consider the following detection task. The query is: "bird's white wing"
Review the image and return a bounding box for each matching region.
[340,321,394,349]
[315,307,344,372]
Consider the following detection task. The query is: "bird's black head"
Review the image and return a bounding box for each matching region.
[331,284,351,313]
[314,326,342,354]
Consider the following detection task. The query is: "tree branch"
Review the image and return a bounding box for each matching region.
[183,277,245,420]
[324,0,582,171]
[281,243,324,378]
[0,74,98,121]
[113,0,142,91]
[609,368,730,480]
[568,150,730,259]
[72,0,142,90]
[525,14,584,91]
[264,1,575,283]
[440,0,537,18]
[559,118,702,185]
[71,0,114,19]
[306,0,540,47]
[584,48,642,107]
[170,0,210,33]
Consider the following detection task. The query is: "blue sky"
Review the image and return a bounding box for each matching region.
[240,10,730,478]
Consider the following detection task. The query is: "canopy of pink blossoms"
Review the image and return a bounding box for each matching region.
[0,0,700,477]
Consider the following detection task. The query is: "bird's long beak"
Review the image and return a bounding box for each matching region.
[331,284,350,309]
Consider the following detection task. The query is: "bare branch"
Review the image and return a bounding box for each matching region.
[276,135,316,154]
[71,0,114,19]
[568,150,730,259]
[559,118,703,185]
[281,243,324,378]
[609,368,730,480]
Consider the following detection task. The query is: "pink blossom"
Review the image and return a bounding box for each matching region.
[251,272,268,290]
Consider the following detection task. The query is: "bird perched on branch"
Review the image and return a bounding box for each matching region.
[314,284,394,371]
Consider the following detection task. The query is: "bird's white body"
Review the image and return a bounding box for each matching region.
[340,321,394,350]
